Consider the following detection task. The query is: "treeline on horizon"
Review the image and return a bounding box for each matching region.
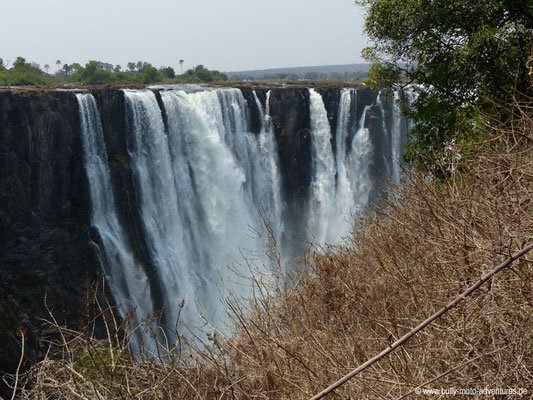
[0,57,229,86]
[0,56,370,87]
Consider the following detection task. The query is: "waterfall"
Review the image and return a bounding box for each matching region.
[374,90,407,185]
[306,88,380,245]
[122,88,287,333]
[124,90,199,332]
[331,89,357,241]
[391,91,402,183]
[76,93,154,345]
[253,90,284,253]
[375,90,393,179]
[308,89,337,245]
[347,104,374,211]
[79,86,408,345]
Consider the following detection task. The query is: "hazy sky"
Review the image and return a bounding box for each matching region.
[1,0,368,72]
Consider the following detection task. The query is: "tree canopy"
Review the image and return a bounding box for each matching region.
[0,58,229,86]
[357,0,533,169]
[0,57,47,86]
[180,65,228,83]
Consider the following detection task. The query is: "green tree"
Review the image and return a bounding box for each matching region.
[136,61,151,72]
[63,64,71,77]
[13,57,27,68]
[194,65,213,82]
[141,66,163,83]
[70,63,82,74]
[5,56,48,85]
[76,60,112,84]
[160,66,175,79]
[357,0,533,169]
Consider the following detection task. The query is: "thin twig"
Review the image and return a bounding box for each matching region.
[11,330,25,400]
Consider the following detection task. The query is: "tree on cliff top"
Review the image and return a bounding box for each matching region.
[180,65,228,83]
[0,57,48,86]
[357,0,533,169]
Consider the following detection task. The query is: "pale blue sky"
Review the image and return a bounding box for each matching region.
[1,0,368,72]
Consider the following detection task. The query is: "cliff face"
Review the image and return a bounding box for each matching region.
[0,90,99,385]
[0,85,392,392]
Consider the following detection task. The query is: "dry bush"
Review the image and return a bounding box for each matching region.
[8,93,533,399]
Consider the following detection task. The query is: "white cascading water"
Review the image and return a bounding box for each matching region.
[331,89,357,241]
[252,90,284,249]
[76,93,154,342]
[308,89,337,245]
[123,88,285,333]
[80,86,407,345]
[307,88,377,244]
[375,90,393,179]
[347,104,374,212]
[125,90,231,329]
[391,91,403,183]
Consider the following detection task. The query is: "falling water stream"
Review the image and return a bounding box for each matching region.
[78,86,408,346]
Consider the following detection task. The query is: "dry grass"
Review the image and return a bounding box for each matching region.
[6,94,533,399]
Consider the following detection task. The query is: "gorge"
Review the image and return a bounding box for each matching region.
[0,84,410,376]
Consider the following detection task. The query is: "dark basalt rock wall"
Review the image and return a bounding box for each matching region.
[268,88,311,203]
[240,88,265,134]
[267,88,311,249]
[0,90,99,393]
[0,85,391,393]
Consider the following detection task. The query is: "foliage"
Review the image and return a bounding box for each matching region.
[74,347,131,382]
[0,57,49,86]
[0,55,366,87]
[357,0,533,169]
[0,56,228,86]
[140,65,163,84]
[160,66,176,79]
[181,64,228,83]
[72,60,113,84]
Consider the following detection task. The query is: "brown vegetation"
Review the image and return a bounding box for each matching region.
[6,94,533,399]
